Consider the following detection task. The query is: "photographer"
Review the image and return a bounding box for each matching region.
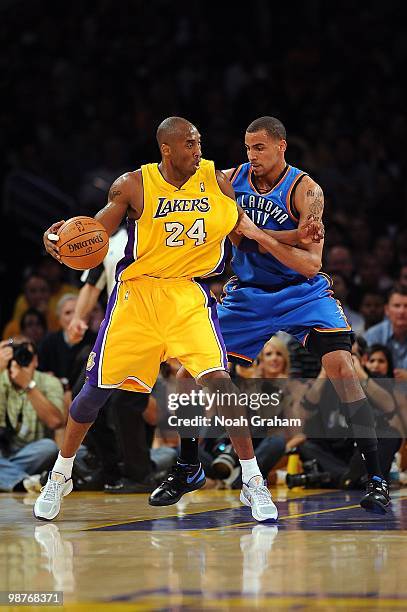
[0,337,64,492]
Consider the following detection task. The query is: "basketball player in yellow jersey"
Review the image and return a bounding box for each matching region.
[35,117,320,522]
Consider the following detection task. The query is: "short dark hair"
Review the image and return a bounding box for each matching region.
[386,283,407,302]
[246,116,286,140]
[156,116,194,146]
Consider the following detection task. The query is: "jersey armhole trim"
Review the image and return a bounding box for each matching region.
[286,172,308,223]
[230,164,243,185]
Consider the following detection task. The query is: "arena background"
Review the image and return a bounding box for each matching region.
[2,3,407,610]
[0,0,405,330]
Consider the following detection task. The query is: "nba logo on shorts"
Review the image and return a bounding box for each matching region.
[86,351,96,371]
[200,182,205,192]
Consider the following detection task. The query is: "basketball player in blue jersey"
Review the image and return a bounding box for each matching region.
[176,116,390,514]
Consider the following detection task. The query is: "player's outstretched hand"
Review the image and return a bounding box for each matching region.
[298,219,325,244]
[43,221,65,261]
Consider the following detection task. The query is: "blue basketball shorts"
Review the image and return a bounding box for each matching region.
[217,273,352,363]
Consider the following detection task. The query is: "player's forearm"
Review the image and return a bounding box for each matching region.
[231,229,300,253]
[251,230,321,277]
[262,228,300,246]
[75,284,101,319]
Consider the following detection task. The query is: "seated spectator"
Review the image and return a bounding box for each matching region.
[20,308,48,346]
[359,291,385,331]
[38,293,97,398]
[0,337,64,492]
[2,274,58,338]
[364,284,407,380]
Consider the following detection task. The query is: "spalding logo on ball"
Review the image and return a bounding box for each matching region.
[57,216,109,270]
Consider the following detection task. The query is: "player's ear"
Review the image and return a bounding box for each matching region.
[279,139,287,153]
[161,143,171,158]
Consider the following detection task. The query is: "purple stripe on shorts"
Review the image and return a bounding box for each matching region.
[86,283,120,387]
[196,280,228,370]
[116,219,135,278]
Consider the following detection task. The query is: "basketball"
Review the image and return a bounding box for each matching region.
[57,216,109,270]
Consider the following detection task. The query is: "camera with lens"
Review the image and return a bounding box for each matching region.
[7,341,35,368]
[211,439,239,479]
[286,459,331,489]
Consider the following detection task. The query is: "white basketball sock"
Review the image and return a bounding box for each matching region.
[240,457,262,485]
[52,452,76,480]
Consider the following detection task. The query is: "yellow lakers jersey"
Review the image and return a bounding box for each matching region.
[117,159,238,280]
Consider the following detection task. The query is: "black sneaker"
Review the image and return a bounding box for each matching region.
[148,462,206,506]
[360,476,390,514]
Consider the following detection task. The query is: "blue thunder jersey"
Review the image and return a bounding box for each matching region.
[231,163,308,286]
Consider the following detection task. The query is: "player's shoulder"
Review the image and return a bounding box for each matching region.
[296,172,322,194]
[221,163,249,182]
[111,169,142,192]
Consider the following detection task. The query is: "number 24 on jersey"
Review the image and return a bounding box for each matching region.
[165,218,207,247]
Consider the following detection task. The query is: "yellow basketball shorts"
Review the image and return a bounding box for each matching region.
[86,276,228,392]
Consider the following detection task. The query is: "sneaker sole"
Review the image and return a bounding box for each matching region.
[33,481,73,521]
[240,489,278,522]
[148,477,206,507]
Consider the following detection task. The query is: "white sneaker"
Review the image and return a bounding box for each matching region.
[240,475,278,522]
[33,472,73,521]
[23,474,42,493]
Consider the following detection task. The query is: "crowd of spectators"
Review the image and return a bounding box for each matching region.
[1,1,406,492]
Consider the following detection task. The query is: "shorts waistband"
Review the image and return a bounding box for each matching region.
[122,275,194,286]
[239,277,307,292]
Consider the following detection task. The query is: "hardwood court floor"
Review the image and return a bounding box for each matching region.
[1,486,407,611]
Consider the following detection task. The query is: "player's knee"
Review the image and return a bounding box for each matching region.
[69,381,112,424]
[322,350,354,378]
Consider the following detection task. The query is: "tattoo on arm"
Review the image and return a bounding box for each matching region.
[306,187,324,221]
[108,187,122,201]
